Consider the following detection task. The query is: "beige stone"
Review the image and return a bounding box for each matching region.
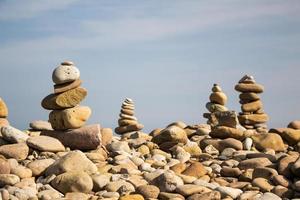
[120,194,144,200]
[152,126,188,145]
[251,133,285,151]
[241,100,263,112]
[176,184,211,196]
[238,157,272,170]
[41,87,87,110]
[51,171,93,194]
[0,98,8,118]
[0,143,29,160]
[49,106,91,130]
[27,136,65,152]
[239,92,260,102]
[54,79,82,94]
[238,113,269,125]
[288,120,300,129]
[27,158,55,176]
[136,185,160,199]
[182,162,207,178]
[115,124,144,134]
[235,83,264,93]
[210,92,227,105]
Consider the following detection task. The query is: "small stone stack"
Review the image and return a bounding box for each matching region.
[115,98,144,135]
[203,84,228,126]
[235,75,269,133]
[0,98,9,127]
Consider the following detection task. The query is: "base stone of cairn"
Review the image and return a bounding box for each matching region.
[235,75,269,133]
[115,98,144,135]
[203,84,228,125]
[0,98,9,127]
[40,61,101,150]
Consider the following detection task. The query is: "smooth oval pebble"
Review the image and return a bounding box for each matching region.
[52,64,80,84]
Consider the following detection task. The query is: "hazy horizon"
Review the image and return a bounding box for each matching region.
[0,1,300,132]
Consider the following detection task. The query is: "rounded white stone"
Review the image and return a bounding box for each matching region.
[52,64,80,84]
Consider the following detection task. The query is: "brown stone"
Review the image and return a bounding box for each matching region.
[41,87,87,110]
[54,79,82,94]
[41,124,101,150]
[152,126,188,145]
[279,128,300,145]
[187,191,221,200]
[171,163,187,174]
[101,128,113,147]
[239,92,260,102]
[210,92,227,105]
[220,167,241,177]
[238,114,269,125]
[49,106,91,130]
[0,157,10,174]
[0,98,8,118]
[288,120,300,130]
[235,83,264,93]
[118,119,138,126]
[252,167,278,179]
[241,100,263,112]
[252,178,274,192]
[115,124,144,134]
[0,118,9,127]
[251,133,285,152]
[159,192,185,200]
[121,108,134,115]
[271,175,291,188]
[238,158,272,170]
[182,162,207,178]
[136,185,160,199]
[0,143,29,160]
[210,126,244,140]
[278,154,299,178]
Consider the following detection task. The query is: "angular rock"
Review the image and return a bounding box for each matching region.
[52,63,80,84]
[45,150,97,176]
[54,79,82,94]
[27,136,65,152]
[252,133,285,152]
[216,186,243,199]
[41,124,101,150]
[41,87,87,110]
[49,106,91,130]
[1,126,29,143]
[101,128,113,147]
[29,120,52,131]
[51,171,93,194]
[0,143,29,160]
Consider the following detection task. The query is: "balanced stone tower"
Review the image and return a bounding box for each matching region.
[235,75,269,133]
[41,61,101,150]
[203,84,228,126]
[115,98,144,135]
[0,98,9,127]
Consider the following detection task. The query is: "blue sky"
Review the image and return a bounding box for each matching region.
[0,1,300,131]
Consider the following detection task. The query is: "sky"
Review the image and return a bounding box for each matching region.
[0,0,300,132]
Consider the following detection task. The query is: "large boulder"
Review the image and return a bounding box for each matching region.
[251,133,285,151]
[41,124,101,150]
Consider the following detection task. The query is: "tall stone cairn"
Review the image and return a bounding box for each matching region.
[235,75,269,133]
[203,83,228,126]
[115,98,144,135]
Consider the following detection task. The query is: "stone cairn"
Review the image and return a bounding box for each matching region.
[203,83,228,126]
[41,61,101,150]
[235,75,269,133]
[0,98,9,127]
[115,98,144,135]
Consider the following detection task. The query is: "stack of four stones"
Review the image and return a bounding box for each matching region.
[41,61,91,130]
[235,75,269,133]
[115,98,144,135]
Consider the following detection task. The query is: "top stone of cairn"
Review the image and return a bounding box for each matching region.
[52,61,80,84]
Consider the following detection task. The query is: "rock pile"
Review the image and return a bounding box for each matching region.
[203,84,228,125]
[235,75,269,133]
[0,98,9,127]
[115,98,144,135]
[40,61,101,150]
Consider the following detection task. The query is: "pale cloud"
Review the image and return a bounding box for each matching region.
[0,0,79,21]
